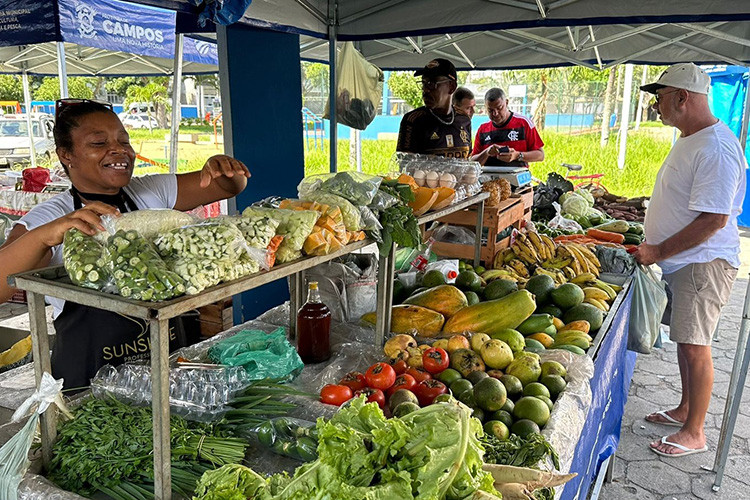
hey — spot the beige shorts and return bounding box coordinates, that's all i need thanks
[663,259,737,346]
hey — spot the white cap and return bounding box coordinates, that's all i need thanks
[640,63,711,95]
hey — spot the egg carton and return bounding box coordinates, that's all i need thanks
[391,152,482,195]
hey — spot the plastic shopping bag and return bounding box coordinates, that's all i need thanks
[627,265,668,354]
[324,42,383,130]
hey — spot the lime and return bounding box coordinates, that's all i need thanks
[499,374,524,399]
[541,361,567,379]
[456,271,482,293]
[466,370,489,385]
[473,377,508,412]
[437,368,463,386]
[450,378,473,396]
[432,394,454,404]
[484,420,510,440]
[513,396,550,427]
[541,375,568,400]
[474,265,486,274]
[392,401,420,418]
[490,410,514,429]
[422,269,447,288]
[465,291,481,305]
[511,419,541,438]
[522,382,551,399]
[536,395,554,412]
[471,407,485,422]
[500,398,515,414]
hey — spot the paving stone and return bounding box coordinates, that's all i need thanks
[705,427,747,456]
[692,471,750,499]
[636,355,681,377]
[723,454,750,486]
[628,460,693,495]
[600,479,658,500]
[615,432,657,461]
[635,385,682,407]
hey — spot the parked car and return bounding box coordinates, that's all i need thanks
[122,114,159,129]
[0,114,56,168]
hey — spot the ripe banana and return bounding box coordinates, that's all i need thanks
[571,272,598,285]
[493,248,516,269]
[562,266,577,280]
[482,269,513,281]
[583,287,611,302]
[585,297,610,312]
[540,234,557,258]
[512,239,539,265]
[594,279,618,300]
[566,244,591,274]
[526,232,548,260]
[542,256,574,269]
[507,259,530,278]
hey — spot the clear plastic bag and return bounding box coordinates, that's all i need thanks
[548,202,583,232]
[628,265,668,354]
[207,328,304,382]
[218,214,280,249]
[97,209,195,243]
[250,417,318,462]
[431,224,476,245]
[323,42,383,130]
[105,229,186,301]
[154,221,250,262]
[298,172,382,206]
[391,152,482,196]
[299,190,363,231]
[242,207,319,263]
[62,229,111,291]
[358,206,382,232]
[368,189,399,211]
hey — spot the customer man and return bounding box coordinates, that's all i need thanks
[471,87,544,167]
[397,59,472,158]
[453,87,476,119]
[636,63,746,457]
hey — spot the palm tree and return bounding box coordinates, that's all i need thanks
[125,82,170,130]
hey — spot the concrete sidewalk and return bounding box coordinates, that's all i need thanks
[601,228,750,499]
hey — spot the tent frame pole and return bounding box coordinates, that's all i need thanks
[21,71,37,169]
[169,34,184,175]
[57,42,69,98]
[617,63,633,169]
[328,0,337,173]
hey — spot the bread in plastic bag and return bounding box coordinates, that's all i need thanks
[323,42,383,130]
[62,229,111,290]
[105,229,186,301]
[298,171,382,206]
[241,207,319,263]
[96,209,195,243]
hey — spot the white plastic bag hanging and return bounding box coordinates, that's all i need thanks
[324,42,384,130]
[628,265,668,354]
[0,373,69,500]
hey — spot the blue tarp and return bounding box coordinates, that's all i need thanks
[562,287,637,500]
[706,66,750,228]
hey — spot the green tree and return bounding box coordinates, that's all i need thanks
[33,77,95,101]
[105,77,141,97]
[125,81,169,129]
[387,71,423,109]
[0,75,22,101]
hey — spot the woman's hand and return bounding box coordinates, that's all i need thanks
[199,154,251,189]
[36,202,120,247]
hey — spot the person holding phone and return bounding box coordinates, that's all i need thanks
[470,87,544,167]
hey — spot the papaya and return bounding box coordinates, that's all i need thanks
[409,187,439,216]
[431,187,456,210]
[443,290,536,336]
[558,320,591,335]
[403,284,468,318]
[391,304,445,336]
[516,314,555,336]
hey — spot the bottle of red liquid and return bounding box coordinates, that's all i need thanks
[296,281,331,363]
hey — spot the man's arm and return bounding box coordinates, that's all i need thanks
[634,212,729,266]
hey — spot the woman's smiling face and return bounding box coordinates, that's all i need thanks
[58,111,136,194]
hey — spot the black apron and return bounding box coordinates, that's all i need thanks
[52,188,188,391]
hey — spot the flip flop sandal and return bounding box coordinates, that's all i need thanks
[645,410,684,427]
[650,436,708,458]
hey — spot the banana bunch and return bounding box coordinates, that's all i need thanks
[556,243,601,277]
[580,279,620,312]
[533,267,567,285]
[511,232,543,266]
[552,330,593,350]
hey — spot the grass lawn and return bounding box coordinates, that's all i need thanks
[304,125,672,198]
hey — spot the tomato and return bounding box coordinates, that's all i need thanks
[365,362,397,390]
[339,372,367,392]
[387,374,417,397]
[355,388,386,409]
[414,379,448,406]
[406,367,432,384]
[422,347,450,374]
[389,359,408,375]
[320,384,353,406]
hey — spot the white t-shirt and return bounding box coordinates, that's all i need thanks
[644,121,746,275]
[16,174,178,317]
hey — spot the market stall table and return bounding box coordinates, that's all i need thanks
[0,187,59,217]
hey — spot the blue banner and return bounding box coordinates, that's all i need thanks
[184,36,218,66]
[0,0,58,46]
[58,0,176,59]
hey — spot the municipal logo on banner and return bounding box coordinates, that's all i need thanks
[59,0,176,59]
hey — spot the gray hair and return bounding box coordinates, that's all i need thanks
[485,88,506,103]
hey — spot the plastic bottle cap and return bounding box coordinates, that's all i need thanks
[309,282,319,290]
[447,270,458,279]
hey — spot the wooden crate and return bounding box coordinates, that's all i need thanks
[197,298,234,337]
[512,185,534,222]
[425,197,525,264]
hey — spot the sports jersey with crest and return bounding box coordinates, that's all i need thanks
[472,112,544,167]
[397,106,472,159]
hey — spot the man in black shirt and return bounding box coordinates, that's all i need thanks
[396,59,472,159]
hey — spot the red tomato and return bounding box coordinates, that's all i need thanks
[355,388,386,409]
[339,372,367,392]
[320,384,353,406]
[389,359,408,375]
[422,347,450,374]
[365,362,397,390]
[414,379,448,406]
[387,374,417,397]
[406,367,432,384]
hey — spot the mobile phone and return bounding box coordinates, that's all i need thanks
[497,146,510,153]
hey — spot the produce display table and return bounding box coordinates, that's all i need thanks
[0,187,58,216]
[563,276,636,499]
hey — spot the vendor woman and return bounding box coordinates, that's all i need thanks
[0,99,250,390]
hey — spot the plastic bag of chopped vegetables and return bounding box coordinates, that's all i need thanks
[241,207,318,263]
[63,229,112,290]
[154,221,251,262]
[217,214,280,249]
[96,209,195,243]
[298,171,382,206]
[105,229,186,301]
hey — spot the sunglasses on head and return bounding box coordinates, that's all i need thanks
[55,98,114,116]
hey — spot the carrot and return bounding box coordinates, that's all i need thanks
[586,228,625,244]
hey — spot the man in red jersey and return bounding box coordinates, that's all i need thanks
[471,87,544,168]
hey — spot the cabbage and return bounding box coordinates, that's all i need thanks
[561,193,589,217]
[577,189,595,207]
[558,191,579,206]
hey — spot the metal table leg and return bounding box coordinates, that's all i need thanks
[27,292,55,468]
[150,318,171,500]
[375,242,396,347]
[474,199,485,267]
[711,276,750,491]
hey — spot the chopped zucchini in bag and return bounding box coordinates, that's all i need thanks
[63,229,110,290]
[241,207,318,263]
[154,222,249,261]
[105,229,186,301]
[95,209,195,242]
[218,215,279,249]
